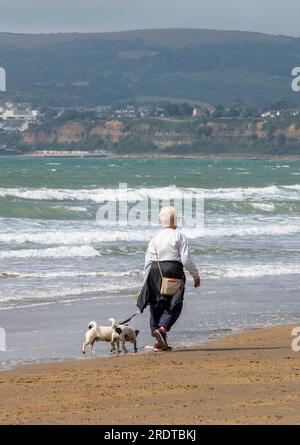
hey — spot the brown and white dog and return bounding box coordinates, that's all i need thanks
[82,318,139,355]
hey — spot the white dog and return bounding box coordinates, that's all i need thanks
[82,318,139,355]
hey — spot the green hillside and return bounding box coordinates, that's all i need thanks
[0,28,299,107]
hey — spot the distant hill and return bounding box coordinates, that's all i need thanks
[0,28,293,48]
[0,28,299,107]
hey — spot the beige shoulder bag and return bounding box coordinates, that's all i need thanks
[156,250,183,297]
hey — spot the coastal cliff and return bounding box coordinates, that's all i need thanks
[18,116,300,155]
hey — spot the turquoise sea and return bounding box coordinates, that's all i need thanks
[0,157,299,369]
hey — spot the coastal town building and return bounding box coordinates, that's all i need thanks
[192,106,215,118]
[0,102,40,131]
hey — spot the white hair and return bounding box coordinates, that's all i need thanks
[159,206,177,227]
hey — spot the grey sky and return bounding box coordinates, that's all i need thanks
[0,0,299,37]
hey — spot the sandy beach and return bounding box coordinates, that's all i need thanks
[21,153,300,161]
[0,323,299,425]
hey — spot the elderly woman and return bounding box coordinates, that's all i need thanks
[137,206,200,351]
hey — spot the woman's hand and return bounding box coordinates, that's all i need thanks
[194,276,201,288]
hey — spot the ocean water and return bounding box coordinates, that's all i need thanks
[0,157,300,369]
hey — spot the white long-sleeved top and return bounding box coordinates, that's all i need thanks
[144,228,199,281]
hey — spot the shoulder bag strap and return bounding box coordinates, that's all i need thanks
[155,248,164,280]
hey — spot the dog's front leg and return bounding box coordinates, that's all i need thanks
[122,336,128,354]
[82,341,88,355]
[116,338,121,354]
[91,340,96,355]
[133,340,137,353]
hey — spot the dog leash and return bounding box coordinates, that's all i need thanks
[120,309,140,325]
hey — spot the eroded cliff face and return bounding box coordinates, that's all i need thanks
[22,131,56,145]
[20,118,300,150]
[280,124,300,139]
[55,122,87,143]
[205,122,267,138]
[90,120,124,143]
[153,131,195,148]
[23,121,87,145]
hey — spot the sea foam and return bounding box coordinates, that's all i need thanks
[0,184,299,202]
[0,245,99,259]
[0,221,299,246]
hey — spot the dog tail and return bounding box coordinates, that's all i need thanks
[109,318,118,329]
[88,321,97,330]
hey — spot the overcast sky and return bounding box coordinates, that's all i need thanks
[0,0,299,37]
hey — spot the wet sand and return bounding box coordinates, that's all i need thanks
[0,323,299,425]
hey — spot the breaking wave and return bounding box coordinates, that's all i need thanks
[0,184,299,202]
[0,220,299,246]
[0,245,99,259]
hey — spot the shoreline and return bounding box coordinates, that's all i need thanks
[0,322,273,374]
[1,322,299,424]
[1,153,300,160]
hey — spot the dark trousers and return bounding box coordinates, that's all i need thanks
[150,300,183,333]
